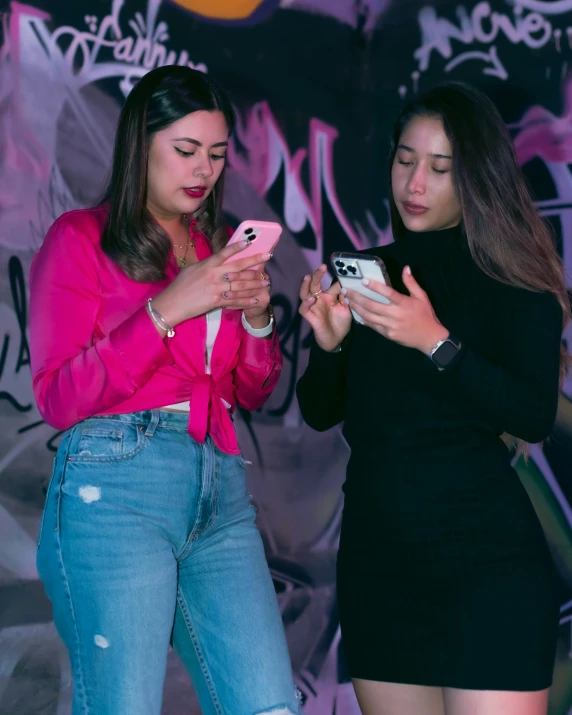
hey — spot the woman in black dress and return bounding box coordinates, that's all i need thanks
[296,82,570,715]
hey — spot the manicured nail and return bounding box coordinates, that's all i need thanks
[341,287,347,295]
[344,298,350,305]
[222,273,231,281]
[250,298,259,304]
[261,252,271,260]
[241,240,249,247]
[307,296,315,302]
[304,275,310,281]
[362,278,370,286]
[222,291,230,299]
[268,252,274,259]
[261,279,270,286]
[405,265,411,275]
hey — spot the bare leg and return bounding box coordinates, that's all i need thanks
[352,679,445,715]
[443,687,549,715]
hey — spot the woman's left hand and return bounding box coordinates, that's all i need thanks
[344,265,449,355]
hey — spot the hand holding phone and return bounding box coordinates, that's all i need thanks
[330,252,391,325]
[224,220,282,270]
[299,264,353,352]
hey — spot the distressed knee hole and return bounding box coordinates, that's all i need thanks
[255,691,302,715]
[78,486,101,503]
[94,635,109,649]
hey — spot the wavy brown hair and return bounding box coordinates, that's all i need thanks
[388,81,570,451]
[100,65,235,282]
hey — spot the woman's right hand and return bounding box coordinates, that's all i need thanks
[151,240,271,328]
[299,264,352,352]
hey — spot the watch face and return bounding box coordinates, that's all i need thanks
[433,340,460,367]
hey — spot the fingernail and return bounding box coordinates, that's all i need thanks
[261,279,270,286]
[250,298,259,304]
[222,291,230,299]
[341,287,347,295]
[269,252,274,259]
[241,240,249,247]
[262,252,272,260]
[362,278,370,286]
[344,298,350,305]
[304,275,310,281]
[307,296,315,302]
[405,265,411,275]
[222,273,231,281]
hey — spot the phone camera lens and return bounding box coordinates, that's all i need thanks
[244,228,253,235]
[348,265,357,275]
[335,260,345,268]
[339,268,347,276]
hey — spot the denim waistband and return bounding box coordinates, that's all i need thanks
[87,410,191,433]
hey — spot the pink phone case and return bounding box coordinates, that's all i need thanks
[224,220,282,269]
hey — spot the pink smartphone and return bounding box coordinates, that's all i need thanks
[223,220,282,269]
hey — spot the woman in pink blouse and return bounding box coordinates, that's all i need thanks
[30,66,301,715]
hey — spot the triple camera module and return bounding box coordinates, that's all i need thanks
[334,258,360,278]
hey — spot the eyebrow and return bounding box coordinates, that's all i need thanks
[173,137,228,148]
[398,143,452,160]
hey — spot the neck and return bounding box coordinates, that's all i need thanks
[149,211,189,247]
[394,223,463,264]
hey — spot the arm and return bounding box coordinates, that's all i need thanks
[296,331,351,432]
[442,286,564,443]
[30,213,173,430]
[344,263,564,444]
[233,326,283,411]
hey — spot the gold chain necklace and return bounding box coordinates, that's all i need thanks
[172,236,195,269]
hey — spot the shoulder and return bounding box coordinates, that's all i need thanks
[32,206,108,280]
[473,261,564,329]
[498,279,563,320]
[44,206,107,247]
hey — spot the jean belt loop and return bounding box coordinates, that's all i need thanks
[145,410,161,438]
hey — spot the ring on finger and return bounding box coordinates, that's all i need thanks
[311,288,324,299]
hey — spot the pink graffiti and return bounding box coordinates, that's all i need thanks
[512,79,572,165]
[229,101,365,253]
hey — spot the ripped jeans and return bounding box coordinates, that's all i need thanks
[37,410,302,715]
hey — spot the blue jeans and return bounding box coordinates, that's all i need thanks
[37,410,302,715]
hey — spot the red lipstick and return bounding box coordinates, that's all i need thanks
[184,186,207,199]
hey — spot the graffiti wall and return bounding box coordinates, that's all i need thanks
[0,1,571,713]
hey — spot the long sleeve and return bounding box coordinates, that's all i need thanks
[296,333,351,432]
[441,284,564,444]
[233,326,283,411]
[30,213,173,430]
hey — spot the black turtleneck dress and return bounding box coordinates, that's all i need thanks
[296,226,563,690]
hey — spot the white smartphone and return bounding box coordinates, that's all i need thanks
[330,252,391,325]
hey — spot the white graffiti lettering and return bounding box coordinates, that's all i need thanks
[30,0,207,96]
[414,2,552,78]
[509,0,572,16]
[445,46,508,79]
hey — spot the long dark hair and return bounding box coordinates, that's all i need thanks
[388,81,570,449]
[100,65,235,282]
